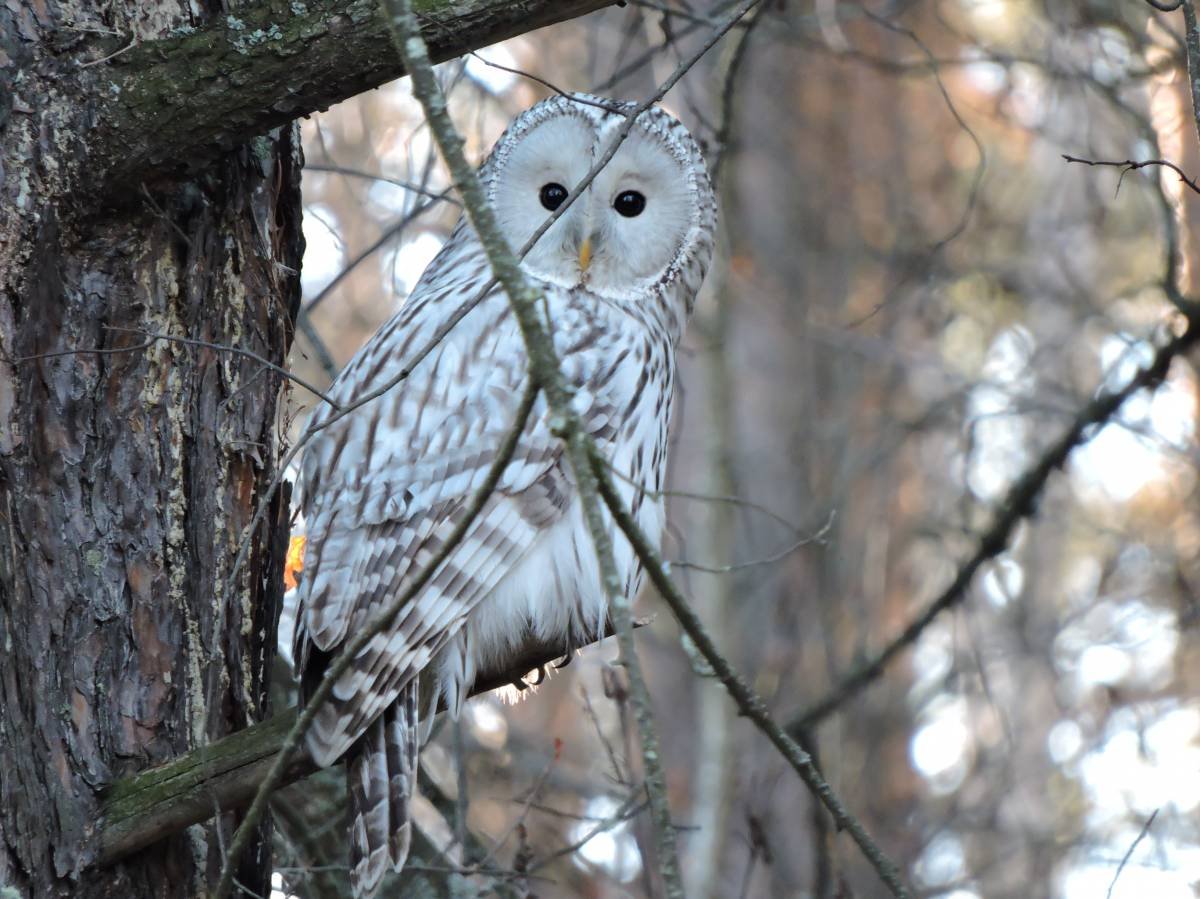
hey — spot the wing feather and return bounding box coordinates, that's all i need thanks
[295,239,575,764]
[295,230,638,768]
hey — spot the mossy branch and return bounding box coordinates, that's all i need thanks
[89,0,615,192]
[95,618,640,867]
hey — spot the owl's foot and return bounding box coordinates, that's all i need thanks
[511,664,549,691]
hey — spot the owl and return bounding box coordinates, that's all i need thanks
[293,93,716,896]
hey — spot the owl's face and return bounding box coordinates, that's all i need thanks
[488,97,714,300]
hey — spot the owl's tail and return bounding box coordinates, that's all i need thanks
[347,681,419,897]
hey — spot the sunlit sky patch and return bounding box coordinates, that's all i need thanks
[464,45,520,94]
[910,697,973,795]
[300,203,345,298]
[1055,598,1179,694]
[570,795,642,883]
[966,325,1035,500]
[386,232,446,299]
[916,831,967,890]
[1071,334,1196,502]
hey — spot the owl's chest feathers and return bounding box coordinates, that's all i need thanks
[436,313,674,715]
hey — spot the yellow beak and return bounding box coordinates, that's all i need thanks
[578,236,592,272]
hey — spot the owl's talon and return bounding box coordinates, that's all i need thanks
[553,651,574,670]
[530,665,548,686]
[511,675,530,691]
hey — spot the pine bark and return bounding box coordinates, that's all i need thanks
[1,3,302,896]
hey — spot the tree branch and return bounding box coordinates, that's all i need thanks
[1062,154,1200,197]
[96,616,642,867]
[372,1,776,892]
[789,318,1200,731]
[588,447,914,899]
[89,0,616,193]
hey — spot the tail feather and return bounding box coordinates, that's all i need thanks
[348,718,390,897]
[384,683,419,870]
[347,682,422,897]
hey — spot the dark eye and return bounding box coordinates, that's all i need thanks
[539,182,568,211]
[613,190,646,218]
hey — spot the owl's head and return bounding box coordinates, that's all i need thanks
[484,94,716,304]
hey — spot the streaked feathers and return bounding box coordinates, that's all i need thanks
[293,94,714,897]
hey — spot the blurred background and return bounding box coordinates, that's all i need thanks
[269,2,1200,897]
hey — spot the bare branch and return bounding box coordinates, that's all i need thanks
[1062,154,1200,197]
[588,445,914,898]
[364,3,768,896]
[304,163,462,205]
[1106,809,1159,899]
[302,194,451,318]
[791,318,1200,731]
[11,328,340,410]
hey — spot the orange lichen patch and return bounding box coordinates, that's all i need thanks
[285,535,306,591]
[730,253,755,278]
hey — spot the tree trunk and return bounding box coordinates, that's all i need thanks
[0,1,615,894]
[0,4,302,896]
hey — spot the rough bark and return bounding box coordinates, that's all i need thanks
[1,3,303,896]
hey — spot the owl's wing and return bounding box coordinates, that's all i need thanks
[294,250,597,766]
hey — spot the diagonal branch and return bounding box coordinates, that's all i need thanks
[588,446,915,899]
[361,3,767,896]
[88,0,617,194]
[1062,154,1200,197]
[212,380,540,899]
[790,318,1200,731]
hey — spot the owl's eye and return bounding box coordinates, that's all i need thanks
[539,183,568,211]
[613,190,646,218]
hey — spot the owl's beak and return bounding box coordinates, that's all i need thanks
[577,235,593,273]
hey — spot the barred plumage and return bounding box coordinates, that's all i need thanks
[294,94,716,896]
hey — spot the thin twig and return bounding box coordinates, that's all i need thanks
[1062,154,1200,197]
[13,329,339,409]
[295,308,339,380]
[374,3,767,897]
[526,792,647,873]
[104,327,342,410]
[78,34,138,67]
[670,510,834,574]
[12,340,158,362]
[304,163,461,204]
[1106,809,1159,899]
[303,190,452,316]
[472,749,558,870]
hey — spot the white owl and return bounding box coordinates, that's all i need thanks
[293,93,716,895]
